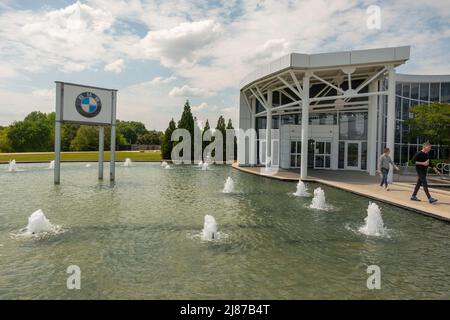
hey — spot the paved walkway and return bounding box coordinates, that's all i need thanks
[232,164,450,222]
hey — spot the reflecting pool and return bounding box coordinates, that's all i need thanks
[0,163,449,299]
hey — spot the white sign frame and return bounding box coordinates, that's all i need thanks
[54,81,118,184]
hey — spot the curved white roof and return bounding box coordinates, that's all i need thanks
[240,46,410,89]
[396,73,450,83]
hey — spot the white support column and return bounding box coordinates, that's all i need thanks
[54,82,62,185]
[377,91,383,159]
[110,91,117,181]
[367,80,378,176]
[386,66,396,182]
[250,97,257,165]
[300,74,310,179]
[265,89,272,168]
[98,126,104,180]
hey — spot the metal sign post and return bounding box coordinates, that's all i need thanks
[54,81,117,184]
[98,126,104,180]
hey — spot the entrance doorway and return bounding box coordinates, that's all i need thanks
[344,141,361,170]
[313,140,331,169]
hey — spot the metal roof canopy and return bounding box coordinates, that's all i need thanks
[240,46,410,90]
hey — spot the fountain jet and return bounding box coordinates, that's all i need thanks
[202,215,218,241]
[123,158,132,167]
[49,160,55,169]
[310,187,327,210]
[359,202,386,236]
[26,209,54,234]
[8,159,18,172]
[201,162,209,171]
[223,177,234,193]
[293,180,309,197]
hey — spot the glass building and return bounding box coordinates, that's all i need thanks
[237,46,450,179]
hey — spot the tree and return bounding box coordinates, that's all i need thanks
[215,115,227,161]
[202,119,210,153]
[0,127,12,152]
[177,100,195,160]
[407,102,450,159]
[161,118,176,160]
[70,125,126,151]
[137,130,163,145]
[226,118,237,161]
[62,123,81,151]
[116,120,148,144]
[7,111,53,152]
[70,126,100,151]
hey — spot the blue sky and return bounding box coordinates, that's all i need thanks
[0,0,449,130]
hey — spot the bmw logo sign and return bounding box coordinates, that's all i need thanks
[75,92,102,118]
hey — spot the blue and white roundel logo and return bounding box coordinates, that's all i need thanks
[75,92,102,118]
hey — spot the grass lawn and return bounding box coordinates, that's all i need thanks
[0,150,162,163]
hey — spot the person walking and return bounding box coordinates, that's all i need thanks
[377,147,399,191]
[410,142,438,203]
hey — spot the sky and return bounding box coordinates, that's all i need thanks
[0,0,449,131]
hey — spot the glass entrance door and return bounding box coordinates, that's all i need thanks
[344,141,361,170]
[314,140,331,169]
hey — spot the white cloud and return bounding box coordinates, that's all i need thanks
[169,85,211,98]
[131,19,223,68]
[32,88,54,98]
[1,0,450,129]
[191,102,208,112]
[104,59,125,74]
[149,75,177,85]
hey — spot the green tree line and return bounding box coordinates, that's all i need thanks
[0,111,163,152]
[161,100,237,161]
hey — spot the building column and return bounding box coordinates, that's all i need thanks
[250,97,257,165]
[300,73,310,179]
[367,80,378,176]
[265,89,272,168]
[386,66,396,182]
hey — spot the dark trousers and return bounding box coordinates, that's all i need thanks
[380,168,389,188]
[412,172,431,199]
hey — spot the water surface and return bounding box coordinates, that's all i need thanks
[1,163,449,299]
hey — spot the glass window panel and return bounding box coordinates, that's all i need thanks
[347,143,359,167]
[272,90,280,106]
[395,97,402,119]
[256,100,265,113]
[402,83,410,98]
[401,145,408,166]
[272,115,279,129]
[291,141,296,154]
[290,155,296,167]
[281,115,294,125]
[402,97,410,120]
[338,142,345,169]
[296,155,301,167]
[395,120,401,143]
[361,142,367,170]
[297,141,302,153]
[315,156,324,168]
[430,83,440,102]
[394,144,400,165]
[339,112,368,140]
[325,156,331,168]
[326,142,331,154]
[420,83,429,102]
[411,83,419,100]
[441,83,450,103]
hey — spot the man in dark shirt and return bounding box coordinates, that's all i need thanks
[410,142,438,203]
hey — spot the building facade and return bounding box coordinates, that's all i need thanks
[237,46,450,179]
